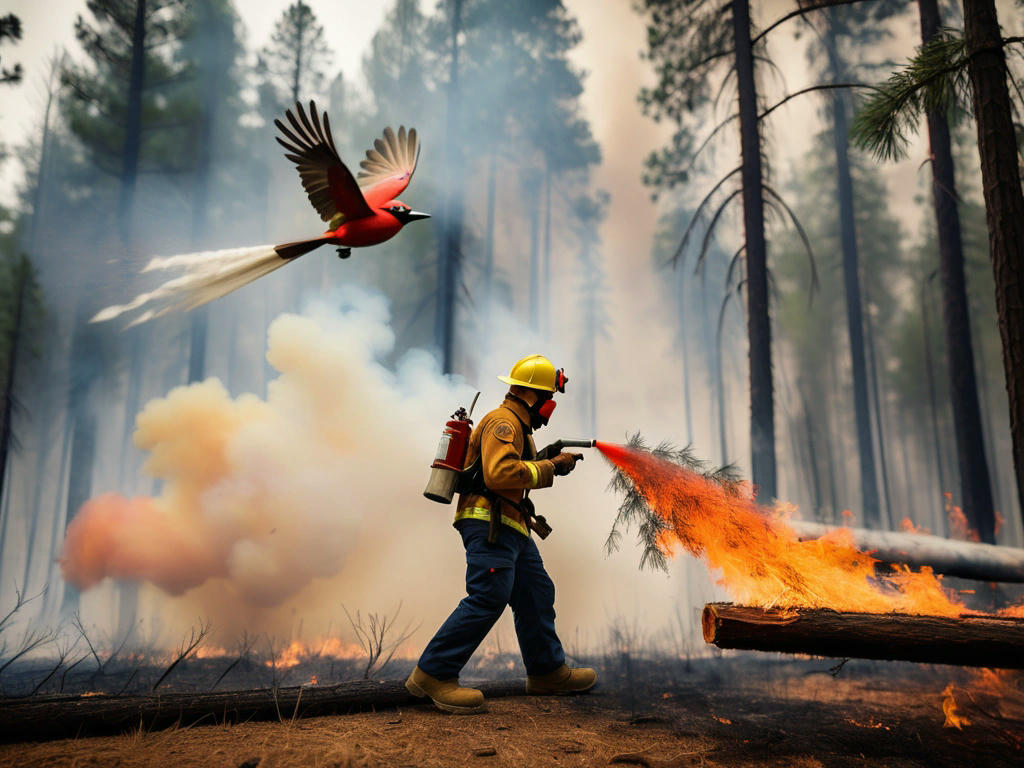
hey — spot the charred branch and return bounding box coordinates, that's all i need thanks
[702,602,1024,669]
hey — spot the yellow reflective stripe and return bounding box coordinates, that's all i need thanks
[525,461,540,487]
[454,507,529,537]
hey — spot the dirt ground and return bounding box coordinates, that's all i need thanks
[1,656,1022,768]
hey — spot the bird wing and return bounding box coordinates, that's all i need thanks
[275,101,374,225]
[357,126,420,207]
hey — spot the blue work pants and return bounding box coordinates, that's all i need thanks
[417,519,566,679]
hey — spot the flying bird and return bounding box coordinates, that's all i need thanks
[92,102,427,326]
[274,101,429,260]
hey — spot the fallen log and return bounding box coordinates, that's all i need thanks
[787,520,1024,583]
[0,677,526,744]
[702,602,1024,669]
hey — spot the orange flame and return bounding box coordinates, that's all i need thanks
[945,493,981,542]
[941,684,971,729]
[265,637,368,668]
[899,517,930,535]
[596,443,965,616]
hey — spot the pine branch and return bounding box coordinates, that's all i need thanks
[603,433,742,572]
[751,0,878,47]
[759,83,875,122]
[851,32,970,162]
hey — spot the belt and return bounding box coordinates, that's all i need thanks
[454,506,529,537]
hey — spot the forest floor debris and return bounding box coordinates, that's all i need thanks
[1,656,1021,767]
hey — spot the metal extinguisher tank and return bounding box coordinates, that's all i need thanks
[423,393,480,504]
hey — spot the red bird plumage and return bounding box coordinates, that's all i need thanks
[273,101,429,260]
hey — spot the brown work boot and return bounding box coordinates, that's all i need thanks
[405,666,485,714]
[526,664,597,695]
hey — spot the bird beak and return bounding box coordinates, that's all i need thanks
[405,211,431,222]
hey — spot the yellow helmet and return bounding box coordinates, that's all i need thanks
[498,354,567,393]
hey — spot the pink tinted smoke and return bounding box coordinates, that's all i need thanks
[61,492,221,595]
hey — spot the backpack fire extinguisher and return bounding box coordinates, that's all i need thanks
[423,392,481,504]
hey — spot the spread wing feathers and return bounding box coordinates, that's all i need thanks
[357,126,420,193]
[275,101,374,224]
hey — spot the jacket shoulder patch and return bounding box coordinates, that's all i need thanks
[492,421,516,443]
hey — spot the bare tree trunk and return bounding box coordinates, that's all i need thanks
[677,266,693,444]
[960,0,1024,531]
[732,0,775,500]
[864,292,892,528]
[0,259,28,506]
[825,24,879,526]
[482,150,497,304]
[435,0,463,372]
[118,0,147,249]
[921,275,948,532]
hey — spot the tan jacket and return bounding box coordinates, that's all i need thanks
[455,395,556,530]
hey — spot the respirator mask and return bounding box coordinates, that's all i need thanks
[530,368,567,428]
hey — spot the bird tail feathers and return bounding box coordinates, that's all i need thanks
[91,244,287,326]
[274,237,330,260]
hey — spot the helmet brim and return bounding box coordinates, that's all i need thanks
[497,375,556,392]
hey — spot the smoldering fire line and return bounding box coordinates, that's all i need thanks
[60,288,473,607]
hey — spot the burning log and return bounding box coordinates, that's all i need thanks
[0,678,526,743]
[702,602,1024,669]
[787,521,1024,583]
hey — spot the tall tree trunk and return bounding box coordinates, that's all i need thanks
[435,0,463,372]
[961,0,1024,530]
[799,387,824,515]
[677,266,694,444]
[732,0,775,500]
[921,277,949,532]
[916,0,996,542]
[188,38,220,385]
[864,290,893,528]
[118,0,147,249]
[824,25,879,526]
[0,259,28,507]
[60,315,99,615]
[483,151,497,304]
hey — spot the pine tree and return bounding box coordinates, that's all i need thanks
[257,0,333,110]
[63,0,192,249]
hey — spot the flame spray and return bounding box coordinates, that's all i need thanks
[595,441,966,617]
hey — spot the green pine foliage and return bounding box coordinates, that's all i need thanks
[62,1,195,177]
[257,0,333,111]
[604,432,743,573]
[851,31,971,161]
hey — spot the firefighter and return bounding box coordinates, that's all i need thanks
[406,354,596,714]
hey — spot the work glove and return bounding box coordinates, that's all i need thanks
[551,452,584,476]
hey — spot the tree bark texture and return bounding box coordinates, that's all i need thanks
[732,0,776,501]
[702,602,1024,668]
[0,678,527,744]
[961,0,1024,529]
[787,519,1024,582]
[919,0,996,543]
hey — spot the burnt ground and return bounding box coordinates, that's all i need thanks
[1,654,1022,768]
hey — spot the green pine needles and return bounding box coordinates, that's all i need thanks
[603,432,742,572]
[851,30,971,161]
